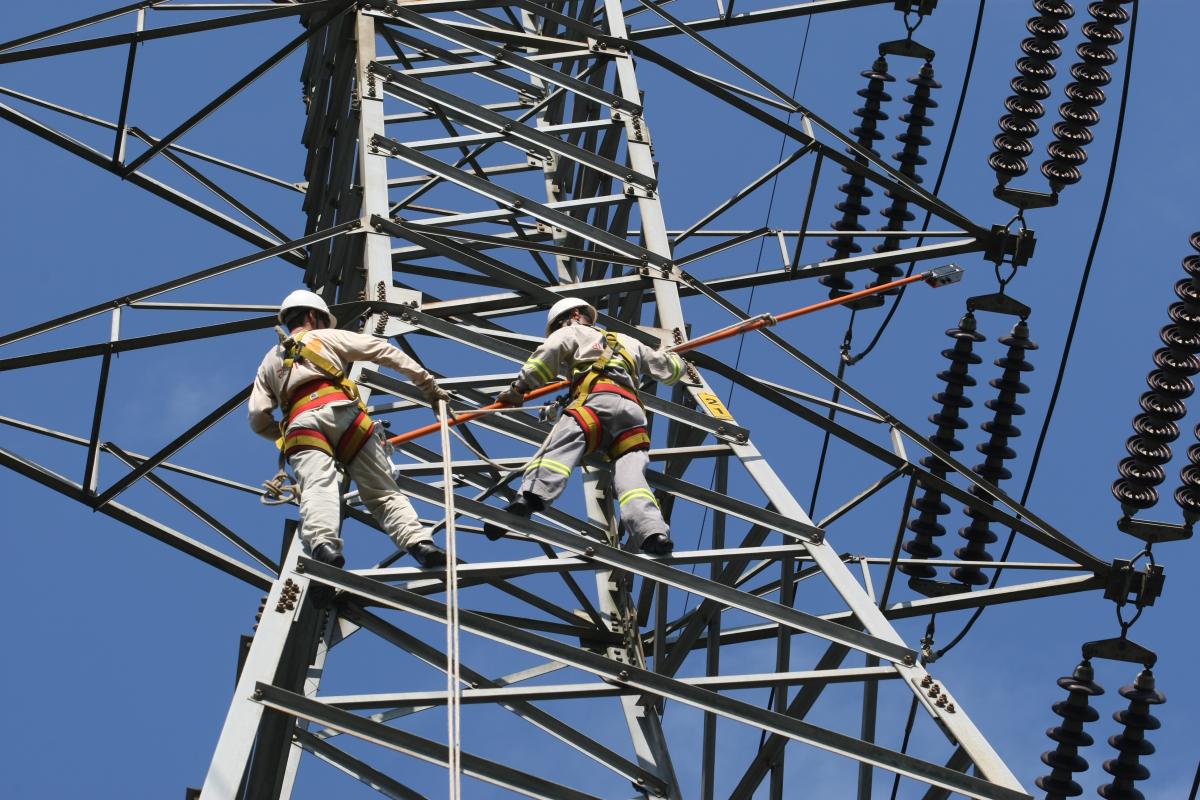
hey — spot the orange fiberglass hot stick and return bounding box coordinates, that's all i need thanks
[388,264,963,447]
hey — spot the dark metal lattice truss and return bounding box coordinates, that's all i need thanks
[0,2,1122,798]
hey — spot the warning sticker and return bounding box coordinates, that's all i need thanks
[697,392,733,420]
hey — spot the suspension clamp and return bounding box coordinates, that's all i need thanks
[1103,558,1165,609]
[984,224,1037,268]
[893,0,937,13]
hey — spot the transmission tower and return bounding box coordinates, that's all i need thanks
[0,1,1181,799]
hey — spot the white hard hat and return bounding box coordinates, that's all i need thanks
[545,297,596,336]
[278,289,336,327]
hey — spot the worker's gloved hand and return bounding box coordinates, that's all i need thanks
[423,383,451,407]
[496,382,526,406]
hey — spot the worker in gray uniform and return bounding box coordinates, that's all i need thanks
[249,289,450,569]
[483,298,686,555]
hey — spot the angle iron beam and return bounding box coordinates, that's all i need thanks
[300,561,1028,800]
[373,66,655,191]
[645,469,823,543]
[0,414,269,497]
[407,224,646,267]
[0,102,304,266]
[107,444,280,574]
[372,137,670,268]
[378,23,548,101]
[674,144,814,247]
[292,728,427,800]
[692,350,1100,568]
[0,1,159,53]
[378,12,590,52]
[0,219,356,348]
[388,477,917,665]
[91,384,253,510]
[508,0,978,235]
[678,280,1106,571]
[255,683,604,800]
[0,316,276,371]
[381,7,635,113]
[629,0,897,40]
[727,642,852,799]
[921,747,977,800]
[388,47,597,81]
[0,1,341,64]
[122,2,354,175]
[341,606,667,792]
[0,447,272,589]
[357,308,749,444]
[362,543,808,584]
[320,665,900,707]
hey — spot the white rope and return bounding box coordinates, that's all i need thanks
[438,399,463,800]
[443,402,557,476]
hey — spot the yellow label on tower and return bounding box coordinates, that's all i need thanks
[697,392,733,420]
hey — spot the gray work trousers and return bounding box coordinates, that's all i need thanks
[520,392,667,546]
[287,402,430,557]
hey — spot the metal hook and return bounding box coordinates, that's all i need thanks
[903,10,925,39]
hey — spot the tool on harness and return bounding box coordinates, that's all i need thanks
[538,393,569,424]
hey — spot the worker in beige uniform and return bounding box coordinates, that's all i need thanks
[249,290,450,569]
[483,298,686,555]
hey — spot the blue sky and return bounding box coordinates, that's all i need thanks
[1,1,1198,798]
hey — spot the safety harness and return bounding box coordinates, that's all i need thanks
[564,331,651,461]
[275,329,375,465]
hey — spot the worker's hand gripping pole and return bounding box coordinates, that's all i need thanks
[389,381,568,446]
[388,264,962,446]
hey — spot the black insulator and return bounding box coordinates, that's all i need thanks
[1097,668,1165,800]
[901,312,984,581]
[822,56,894,295]
[871,61,941,290]
[1036,659,1104,800]
[989,0,1075,183]
[953,319,1037,587]
[1115,231,1200,517]
[1041,1,1133,190]
[1172,232,1200,520]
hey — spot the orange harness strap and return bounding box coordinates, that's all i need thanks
[286,379,352,425]
[282,389,376,465]
[334,411,375,464]
[282,427,332,458]
[608,426,650,460]
[566,405,602,454]
[586,381,640,405]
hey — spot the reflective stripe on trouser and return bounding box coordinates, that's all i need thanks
[287,402,429,555]
[520,392,668,547]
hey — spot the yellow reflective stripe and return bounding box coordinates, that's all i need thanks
[525,458,572,477]
[667,353,683,385]
[619,487,659,507]
[524,357,554,382]
[284,434,332,456]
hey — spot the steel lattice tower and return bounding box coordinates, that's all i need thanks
[0,2,1157,799]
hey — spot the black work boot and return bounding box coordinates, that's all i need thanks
[408,540,447,569]
[311,542,346,568]
[483,492,543,540]
[640,533,675,556]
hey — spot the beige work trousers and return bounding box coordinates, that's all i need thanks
[520,392,668,547]
[287,402,429,557]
